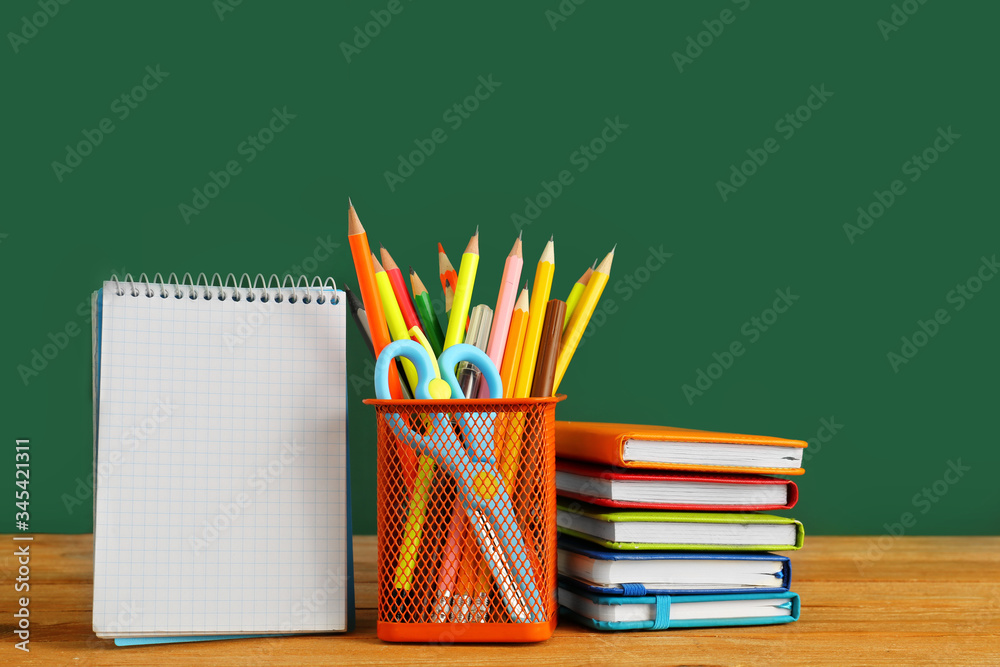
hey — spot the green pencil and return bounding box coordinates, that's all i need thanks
[409,267,445,357]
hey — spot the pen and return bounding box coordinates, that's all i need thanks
[457,304,493,398]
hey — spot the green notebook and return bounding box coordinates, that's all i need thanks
[557,499,804,551]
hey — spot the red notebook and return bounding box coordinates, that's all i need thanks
[556,460,799,511]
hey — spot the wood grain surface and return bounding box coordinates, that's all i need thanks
[2,535,998,665]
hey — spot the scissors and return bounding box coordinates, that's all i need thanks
[374,340,544,623]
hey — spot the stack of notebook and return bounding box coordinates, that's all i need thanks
[554,422,805,631]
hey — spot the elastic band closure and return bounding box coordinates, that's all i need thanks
[652,595,671,630]
[621,582,647,596]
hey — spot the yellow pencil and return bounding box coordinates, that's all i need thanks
[564,259,595,331]
[443,229,480,350]
[373,254,420,393]
[373,265,437,591]
[513,237,555,397]
[553,246,615,393]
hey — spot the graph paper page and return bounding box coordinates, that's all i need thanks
[93,283,348,636]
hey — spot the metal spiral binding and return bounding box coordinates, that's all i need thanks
[109,273,339,304]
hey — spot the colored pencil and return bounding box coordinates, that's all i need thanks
[513,237,555,397]
[564,259,595,331]
[380,245,422,335]
[443,229,480,350]
[531,299,566,397]
[478,233,523,397]
[497,285,530,486]
[438,242,459,312]
[430,502,466,622]
[348,199,402,399]
[498,286,530,398]
[409,268,445,357]
[344,284,376,359]
[554,246,615,392]
[374,253,437,590]
[372,254,419,395]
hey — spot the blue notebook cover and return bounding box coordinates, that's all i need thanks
[558,535,791,595]
[559,584,801,632]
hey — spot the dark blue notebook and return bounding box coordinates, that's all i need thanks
[558,535,791,596]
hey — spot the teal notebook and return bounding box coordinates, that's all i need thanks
[92,276,354,643]
[559,585,800,631]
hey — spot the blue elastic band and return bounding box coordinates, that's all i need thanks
[621,582,647,596]
[652,595,671,630]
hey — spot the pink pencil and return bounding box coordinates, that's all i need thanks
[479,233,524,397]
[430,502,466,623]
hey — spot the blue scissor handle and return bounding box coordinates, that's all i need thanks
[438,345,503,399]
[374,340,439,399]
[375,340,503,400]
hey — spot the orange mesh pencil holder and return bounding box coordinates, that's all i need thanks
[364,395,565,643]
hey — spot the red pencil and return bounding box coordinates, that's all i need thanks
[438,242,459,312]
[380,245,423,335]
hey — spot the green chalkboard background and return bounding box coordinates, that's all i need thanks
[3,1,998,535]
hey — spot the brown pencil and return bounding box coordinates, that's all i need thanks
[530,299,566,397]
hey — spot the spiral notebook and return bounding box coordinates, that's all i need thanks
[92,274,353,641]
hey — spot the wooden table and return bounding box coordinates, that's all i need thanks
[4,535,998,665]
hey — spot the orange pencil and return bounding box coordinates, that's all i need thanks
[348,199,401,399]
[348,200,414,489]
[497,285,529,485]
[498,286,530,398]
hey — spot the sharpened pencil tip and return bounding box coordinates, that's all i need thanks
[409,266,415,274]
[518,230,523,240]
[611,243,617,253]
[348,196,353,207]
[475,225,480,236]
[438,242,444,253]
[550,234,554,242]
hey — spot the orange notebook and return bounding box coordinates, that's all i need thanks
[555,422,806,475]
